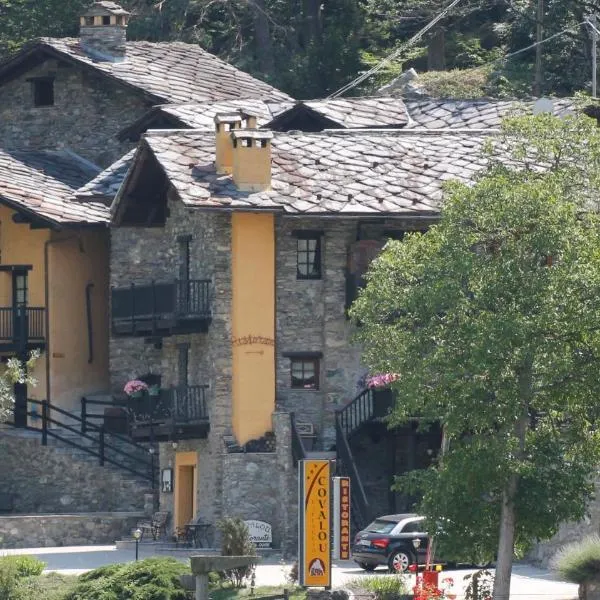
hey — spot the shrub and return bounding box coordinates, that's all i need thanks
[552,535,600,584]
[216,517,257,588]
[12,573,78,600]
[0,555,46,599]
[346,575,408,600]
[63,557,190,600]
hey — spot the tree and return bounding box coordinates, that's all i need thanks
[350,112,600,600]
[0,351,39,422]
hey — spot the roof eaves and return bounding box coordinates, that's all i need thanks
[0,194,62,229]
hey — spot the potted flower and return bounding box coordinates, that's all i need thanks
[366,373,399,418]
[124,379,148,398]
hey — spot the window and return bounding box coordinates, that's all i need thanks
[291,357,319,390]
[295,232,322,280]
[32,79,54,107]
[102,15,111,25]
[401,520,425,534]
[13,272,28,306]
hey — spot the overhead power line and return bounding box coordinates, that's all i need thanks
[329,5,589,99]
[328,0,466,98]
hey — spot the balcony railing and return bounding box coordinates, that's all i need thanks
[0,307,46,349]
[111,279,211,336]
[128,384,210,441]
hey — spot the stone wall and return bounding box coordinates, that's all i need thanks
[0,512,144,548]
[0,434,149,514]
[0,58,146,167]
[528,483,600,566]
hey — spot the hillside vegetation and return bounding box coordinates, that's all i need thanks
[0,0,599,99]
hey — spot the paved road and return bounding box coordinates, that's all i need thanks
[0,545,578,599]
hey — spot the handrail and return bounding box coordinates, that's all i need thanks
[27,399,156,487]
[81,396,128,434]
[337,387,374,439]
[335,412,370,529]
[290,412,307,466]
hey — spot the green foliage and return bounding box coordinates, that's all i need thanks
[0,350,40,422]
[346,575,409,599]
[463,569,494,600]
[351,113,600,582]
[63,558,190,600]
[552,536,600,584]
[0,556,45,578]
[0,555,45,600]
[10,573,78,600]
[217,517,257,588]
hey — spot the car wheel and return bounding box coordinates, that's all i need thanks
[357,562,377,572]
[388,549,414,573]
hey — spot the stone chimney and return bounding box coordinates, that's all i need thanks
[214,113,243,174]
[79,1,130,62]
[231,130,273,192]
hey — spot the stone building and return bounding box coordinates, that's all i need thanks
[106,118,496,552]
[0,0,291,418]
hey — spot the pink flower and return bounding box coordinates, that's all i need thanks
[124,379,149,395]
[366,373,399,388]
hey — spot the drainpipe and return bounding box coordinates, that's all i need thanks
[44,235,84,406]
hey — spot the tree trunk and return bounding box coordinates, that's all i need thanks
[493,360,532,600]
[252,0,274,76]
[427,28,446,71]
[493,477,517,600]
[302,0,322,48]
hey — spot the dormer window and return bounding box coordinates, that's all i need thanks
[30,78,54,107]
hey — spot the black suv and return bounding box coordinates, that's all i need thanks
[352,513,430,573]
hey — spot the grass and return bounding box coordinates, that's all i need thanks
[345,575,409,600]
[552,535,600,584]
[210,585,306,600]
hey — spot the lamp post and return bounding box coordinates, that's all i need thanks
[133,528,142,561]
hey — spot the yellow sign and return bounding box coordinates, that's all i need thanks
[299,460,331,588]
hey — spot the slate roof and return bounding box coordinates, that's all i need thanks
[0,149,109,224]
[0,39,292,104]
[114,129,494,217]
[299,97,410,128]
[404,99,575,129]
[76,149,135,203]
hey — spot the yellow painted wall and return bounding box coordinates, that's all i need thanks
[174,451,198,529]
[48,230,109,412]
[231,212,275,445]
[0,205,49,402]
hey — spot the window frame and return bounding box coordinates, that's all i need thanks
[289,356,320,390]
[294,230,323,280]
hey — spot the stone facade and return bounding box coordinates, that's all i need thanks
[110,190,427,552]
[0,58,146,167]
[0,434,149,514]
[0,512,144,548]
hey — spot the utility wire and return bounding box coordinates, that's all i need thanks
[328,0,467,98]
[330,13,587,99]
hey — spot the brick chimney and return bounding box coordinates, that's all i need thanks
[231,130,273,192]
[80,1,130,62]
[214,113,243,174]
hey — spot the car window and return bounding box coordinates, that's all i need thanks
[365,519,398,534]
[401,520,426,534]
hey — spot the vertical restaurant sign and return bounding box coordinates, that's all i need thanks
[333,477,351,560]
[299,459,331,588]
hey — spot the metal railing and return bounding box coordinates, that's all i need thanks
[335,412,371,530]
[290,412,307,466]
[111,279,211,326]
[24,400,156,487]
[0,307,45,342]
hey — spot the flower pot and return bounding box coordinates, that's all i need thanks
[148,386,160,397]
[129,390,143,399]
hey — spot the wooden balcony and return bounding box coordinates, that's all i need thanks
[0,307,46,353]
[128,385,210,441]
[111,279,211,337]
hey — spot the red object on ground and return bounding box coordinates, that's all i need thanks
[423,570,439,588]
[414,570,442,600]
